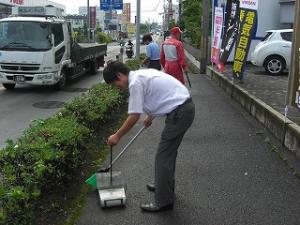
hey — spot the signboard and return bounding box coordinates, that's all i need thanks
[211,7,223,64]
[18,6,45,15]
[108,24,117,30]
[240,0,258,11]
[100,0,123,11]
[127,23,135,33]
[10,0,24,5]
[217,0,240,72]
[232,0,258,80]
[90,7,96,28]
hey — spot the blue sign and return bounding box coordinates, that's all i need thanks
[100,0,123,11]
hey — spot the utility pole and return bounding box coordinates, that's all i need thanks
[178,0,182,26]
[199,0,210,74]
[166,0,171,29]
[285,0,300,107]
[87,0,90,42]
[136,0,141,58]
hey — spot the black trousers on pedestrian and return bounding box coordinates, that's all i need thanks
[148,60,161,70]
[154,98,195,206]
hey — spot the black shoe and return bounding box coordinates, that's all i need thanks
[146,184,155,192]
[140,203,173,212]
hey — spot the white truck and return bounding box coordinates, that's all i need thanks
[0,6,107,90]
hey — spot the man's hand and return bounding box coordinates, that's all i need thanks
[143,115,153,127]
[107,134,120,146]
[107,114,140,146]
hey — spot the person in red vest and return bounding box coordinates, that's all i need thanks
[160,27,187,84]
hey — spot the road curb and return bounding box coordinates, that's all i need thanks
[207,65,300,159]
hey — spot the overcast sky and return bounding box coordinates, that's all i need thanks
[50,0,172,23]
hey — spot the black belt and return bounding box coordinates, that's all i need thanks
[150,59,160,61]
[181,98,192,106]
[168,98,192,116]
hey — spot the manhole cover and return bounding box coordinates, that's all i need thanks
[62,87,88,92]
[33,101,65,109]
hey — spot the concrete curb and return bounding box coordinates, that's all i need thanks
[206,66,300,159]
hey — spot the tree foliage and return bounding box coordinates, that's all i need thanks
[181,0,202,48]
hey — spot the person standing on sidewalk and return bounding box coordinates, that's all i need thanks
[103,61,195,212]
[142,34,161,70]
[160,27,187,84]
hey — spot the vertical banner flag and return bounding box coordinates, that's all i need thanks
[211,7,224,64]
[218,0,240,72]
[232,0,258,80]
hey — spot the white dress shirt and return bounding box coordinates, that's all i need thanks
[128,69,190,116]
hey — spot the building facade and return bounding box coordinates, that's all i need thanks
[122,3,130,23]
[79,6,105,31]
[0,0,65,19]
[64,14,87,29]
[279,0,295,27]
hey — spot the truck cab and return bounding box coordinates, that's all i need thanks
[0,6,106,90]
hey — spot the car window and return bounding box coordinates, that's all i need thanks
[280,32,293,42]
[262,32,272,42]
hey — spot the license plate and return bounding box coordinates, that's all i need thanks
[14,75,25,82]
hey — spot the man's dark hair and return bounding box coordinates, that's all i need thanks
[103,61,130,84]
[142,34,152,43]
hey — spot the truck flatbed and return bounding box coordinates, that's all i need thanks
[71,43,107,63]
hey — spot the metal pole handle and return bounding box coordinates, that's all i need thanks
[111,126,146,166]
[110,146,113,185]
[99,125,148,173]
[185,71,192,88]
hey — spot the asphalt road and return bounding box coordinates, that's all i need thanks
[76,73,300,225]
[0,43,145,149]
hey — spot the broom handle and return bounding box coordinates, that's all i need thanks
[110,126,146,168]
[185,71,192,88]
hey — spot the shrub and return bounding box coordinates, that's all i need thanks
[125,58,141,70]
[0,83,125,225]
[0,116,89,225]
[61,83,124,131]
[96,32,112,44]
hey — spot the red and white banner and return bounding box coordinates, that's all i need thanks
[211,7,223,64]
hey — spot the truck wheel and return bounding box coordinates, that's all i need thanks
[54,70,66,90]
[88,61,98,75]
[3,83,15,89]
[264,56,285,75]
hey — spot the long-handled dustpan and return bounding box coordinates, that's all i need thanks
[85,126,146,188]
[97,146,126,207]
[85,127,145,207]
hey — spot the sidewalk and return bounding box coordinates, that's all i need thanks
[76,58,300,225]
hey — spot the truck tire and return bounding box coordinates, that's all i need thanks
[88,60,98,75]
[3,83,16,89]
[54,70,66,90]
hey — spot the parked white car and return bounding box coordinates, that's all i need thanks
[251,29,293,75]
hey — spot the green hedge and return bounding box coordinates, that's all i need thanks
[95,32,112,44]
[0,83,124,225]
[125,58,141,70]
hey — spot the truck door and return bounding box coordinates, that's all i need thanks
[51,23,66,65]
[65,22,72,59]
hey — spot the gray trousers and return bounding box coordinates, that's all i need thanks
[155,99,195,206]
